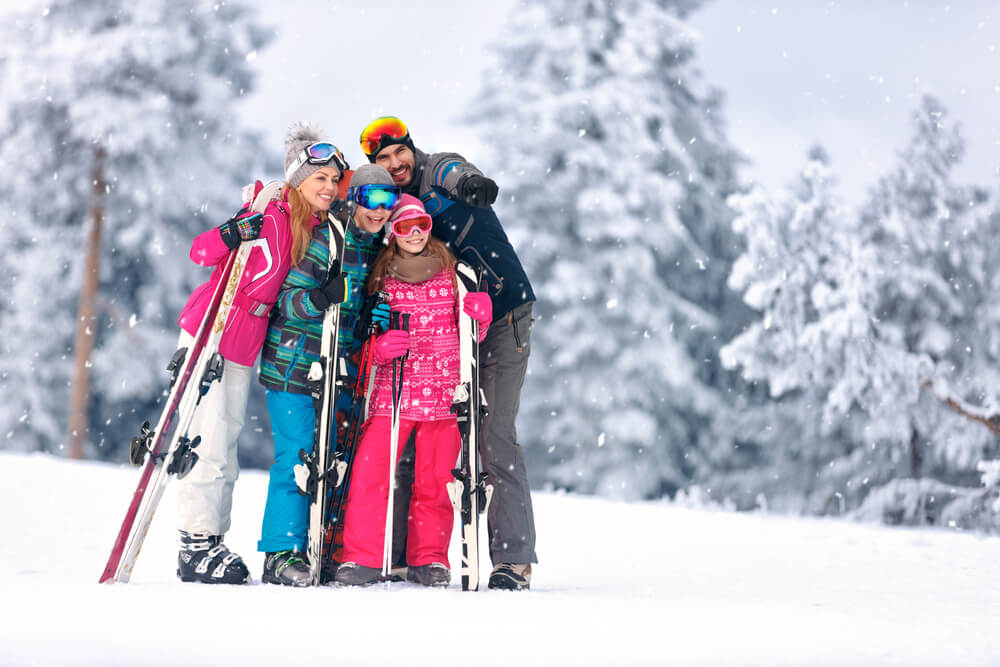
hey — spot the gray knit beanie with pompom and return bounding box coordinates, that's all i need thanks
[284,123,343,188]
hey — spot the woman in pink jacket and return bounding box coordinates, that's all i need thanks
[173,125,349,584]
[335,194,492,587]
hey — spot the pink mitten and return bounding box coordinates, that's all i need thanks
[373,329,410,365]
[463,292,492,326]
[463,292,493,342]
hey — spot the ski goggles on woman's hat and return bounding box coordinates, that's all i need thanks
[360,116,411,158]
[284,142,349,182]
[349,184,401,211]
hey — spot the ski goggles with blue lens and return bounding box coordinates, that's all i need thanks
[349,184,401,211]
[284,142,349,182]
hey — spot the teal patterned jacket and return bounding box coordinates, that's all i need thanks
[258,218,381,395]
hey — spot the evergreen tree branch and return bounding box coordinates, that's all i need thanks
[922,381,1000,438]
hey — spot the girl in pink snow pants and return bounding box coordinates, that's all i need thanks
[335,194,492,587]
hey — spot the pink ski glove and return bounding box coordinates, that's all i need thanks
[463,292,493,342]
[373,329,410,365]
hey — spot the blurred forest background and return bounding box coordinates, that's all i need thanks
[2,0,999,532]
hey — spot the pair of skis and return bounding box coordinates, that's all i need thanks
[99,182,281,584]
[447,261,494,591]
[297,214,348,586]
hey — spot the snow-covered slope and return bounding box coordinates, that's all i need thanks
[2,451,998,666]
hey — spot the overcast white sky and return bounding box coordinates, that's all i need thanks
[239,0,999,207]
[6,0,997,205]
[689,1,1000,204]
[238,0,516,174]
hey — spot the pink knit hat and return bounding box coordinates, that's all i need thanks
[385,193,432,242]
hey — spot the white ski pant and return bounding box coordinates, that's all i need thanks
[174,330,252,536]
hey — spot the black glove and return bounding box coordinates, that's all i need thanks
[309,261,350,311]
[457,174,499,208]
[217,206,264,250]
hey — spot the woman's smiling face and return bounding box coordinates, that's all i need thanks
[297,167,340,214]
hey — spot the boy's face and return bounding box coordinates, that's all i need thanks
[353,204,391,234]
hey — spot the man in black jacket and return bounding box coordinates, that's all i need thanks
[360,116,537,590]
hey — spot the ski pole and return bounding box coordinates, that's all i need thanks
[382,311,410,579]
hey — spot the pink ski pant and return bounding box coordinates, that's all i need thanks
[342,416,461,569]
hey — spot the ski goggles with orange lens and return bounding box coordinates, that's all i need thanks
[284,142,349,181]
[360,116,410,157]
[390,215,432,238]
[349,184,401,210]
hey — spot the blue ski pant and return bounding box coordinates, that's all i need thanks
[258,390,314,552]
[258,378,358,553]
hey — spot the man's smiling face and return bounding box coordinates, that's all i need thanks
[374,143,415,188]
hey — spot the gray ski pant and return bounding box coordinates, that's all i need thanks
[393,301,538,566]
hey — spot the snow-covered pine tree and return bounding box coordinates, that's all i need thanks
[0,1,272,460]
[723,98,1000,523]
[466,0,748,499]
[720,149,912,512]
[852,96,1000,522]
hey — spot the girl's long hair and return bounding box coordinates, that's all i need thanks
[367,235,456,294]
[283,184,316,267]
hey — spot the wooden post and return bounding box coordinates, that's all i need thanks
[67,145,105,459]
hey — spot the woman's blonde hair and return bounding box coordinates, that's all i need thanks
[283,184,318,267]
[367,235,456,295]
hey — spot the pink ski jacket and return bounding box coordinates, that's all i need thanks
[177,200,298,366]
[369,268,481,422]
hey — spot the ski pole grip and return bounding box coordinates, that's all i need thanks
[389,310,411,332]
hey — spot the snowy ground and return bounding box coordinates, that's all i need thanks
[2,452,999,666]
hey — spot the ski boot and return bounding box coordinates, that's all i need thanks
[487,563,531,591]
[406,563,450,588]
[333,562,382,587]
[262,550,311,587]
[177,531,250,585]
